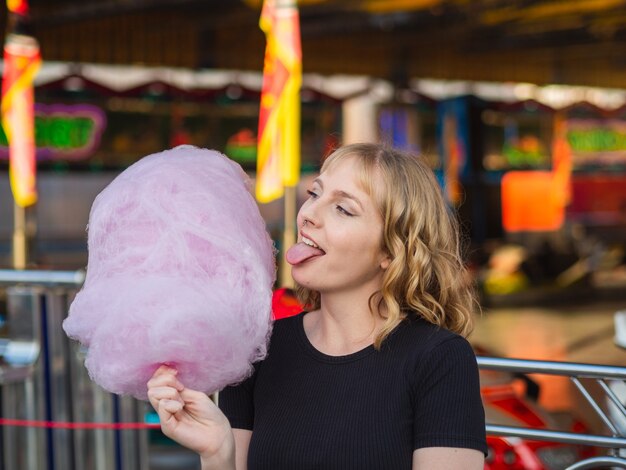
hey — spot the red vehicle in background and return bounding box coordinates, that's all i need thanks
[272,287,304,320]
[272,288,595,470]
[477,354,594,469]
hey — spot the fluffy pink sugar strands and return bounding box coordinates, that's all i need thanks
[63,146,276,400]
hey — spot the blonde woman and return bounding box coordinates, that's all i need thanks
[148,143,486,469]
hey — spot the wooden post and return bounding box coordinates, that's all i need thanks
[280,185,297,288]
[12,202,27,269]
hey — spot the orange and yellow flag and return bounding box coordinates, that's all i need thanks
[1,30,41,207]
[256,0,302,203]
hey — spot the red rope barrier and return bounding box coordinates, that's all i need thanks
[0,418,161,430]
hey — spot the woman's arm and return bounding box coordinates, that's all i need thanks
[233,429,252,470]
[411,338,487,463]
[413,447,484,469]
[147,366,237,469]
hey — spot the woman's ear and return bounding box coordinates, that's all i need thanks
[380,255,391,270]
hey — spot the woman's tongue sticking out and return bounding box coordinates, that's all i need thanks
[286,242,325,265]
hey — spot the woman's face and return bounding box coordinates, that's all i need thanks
[291,156,390,296]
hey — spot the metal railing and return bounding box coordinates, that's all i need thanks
[478,356,626,469]
[0,269,148,470]
[1,269,625,469]
[0,268,86,287]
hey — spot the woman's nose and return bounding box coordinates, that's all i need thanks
[298,204,319,228]
[299,212,316,228]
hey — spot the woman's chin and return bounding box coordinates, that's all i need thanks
[291,268,318,290]
[290,268,308,287]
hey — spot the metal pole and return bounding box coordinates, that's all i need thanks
[570,376,618,435]
[477,356,626,380]
[486,424,626,448]
[280,185,296,288]
[567,456,626,469]
[12,203,27,269]
[0,269,85,287]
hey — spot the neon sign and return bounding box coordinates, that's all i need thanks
[225,128,257,164]
[0,104,106,160]
[567,128,626,152]
[502,135,549,168]
[566,119,626,168]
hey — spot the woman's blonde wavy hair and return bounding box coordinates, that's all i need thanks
[295,143,478,348]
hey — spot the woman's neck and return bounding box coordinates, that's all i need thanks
[303,290,383,356]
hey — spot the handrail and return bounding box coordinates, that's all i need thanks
[0,269,85,287]
[486,424,626,448]
[568,457,626,469]
[477,356,626,380]
[477,355,626,469]
[1,274,625,469]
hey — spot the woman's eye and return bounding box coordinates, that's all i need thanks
[336,205,354,217]
[306,190,318,199]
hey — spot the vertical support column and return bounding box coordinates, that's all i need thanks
[69,338,115,470]
[1,380,19,469]
[118,396,149,470]
[44,290,75,470]
[12,203,27,270]
[2,377,42,469]
[280,186,297,288]
[24,377,41,470]
[1,281,153,470]
[342,93,379,145]
[2,287,47,470]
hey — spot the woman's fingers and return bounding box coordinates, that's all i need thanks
[147,365,186,411]
[147,367,184,391]
[155,399,182,435]
[161,399,184,414]
[146,370,226,441]
[147,384,233,458]
[150,364,177,382]
[148,388,184,417]
[179,387,213,403]
[148,385,184,403]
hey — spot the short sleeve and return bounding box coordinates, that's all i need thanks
[219,369,257,430]
[411,336,487,455]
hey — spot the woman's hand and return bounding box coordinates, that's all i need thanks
[147,365,235,468]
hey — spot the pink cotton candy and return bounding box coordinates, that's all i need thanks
[63,145,275,400]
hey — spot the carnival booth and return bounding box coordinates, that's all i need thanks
[0,63,347,268]
[375,80,626,304]
[471,94,625,304]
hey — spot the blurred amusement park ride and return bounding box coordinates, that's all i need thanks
[476,236,626,308]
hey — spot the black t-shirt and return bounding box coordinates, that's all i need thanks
[219,312,487,469]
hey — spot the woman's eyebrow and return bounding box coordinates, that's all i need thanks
[313,178,363,209]
[332,190,363,210]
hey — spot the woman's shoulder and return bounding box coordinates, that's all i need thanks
[267,311,306,348]
[272,311,305,330]
[392,315,479,388]
[389,313,473,358]
[396,313,462,340]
